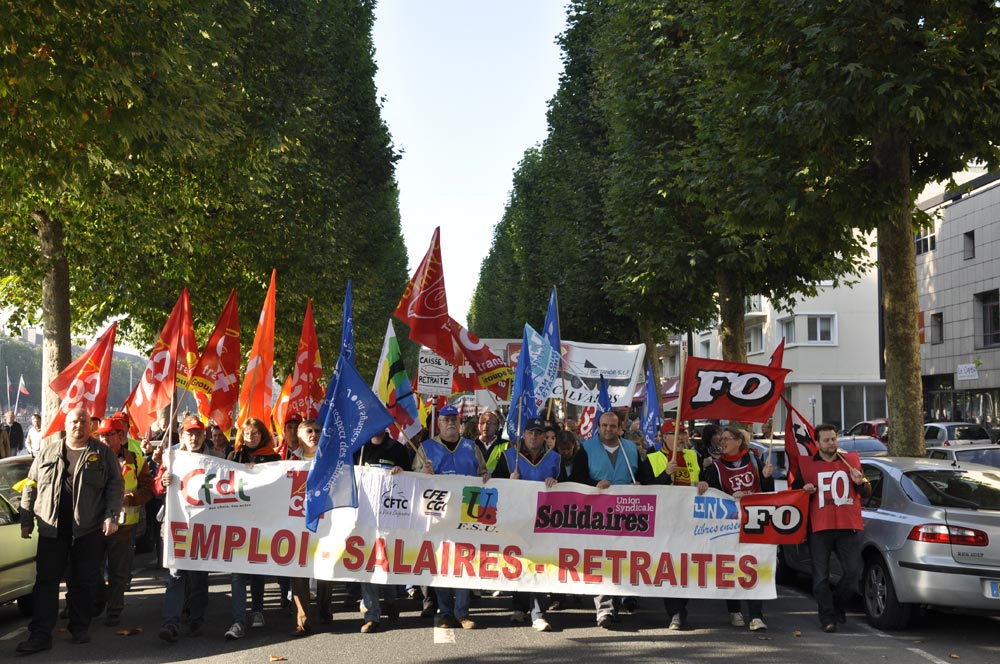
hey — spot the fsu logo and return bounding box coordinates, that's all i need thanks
[460,487,498,525]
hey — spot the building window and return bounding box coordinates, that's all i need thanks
[964,231,975,260]
[700,340,711,358]
[915,226,936,255]
[747,325,763,355]
[667,354,678,376]
[930,312,944,345]
[806,315,835,343]
[976,290,1000,348]
[779,317,795,344]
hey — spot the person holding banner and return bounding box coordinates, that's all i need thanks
[354,429,411,633]
[555,430,588,484]
[411,404,488,630]
[492,416,560,632]
[156,417,211,643]
[792,423,871,633]
[224,418,282,640]
[16,408,123,655]
[697,425,773,632]
[583,410,639,629]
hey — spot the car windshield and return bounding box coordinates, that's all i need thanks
[954,448,1000,469]
[952,425,989,440]
[0,462,30,505]
[903,469,1000,510]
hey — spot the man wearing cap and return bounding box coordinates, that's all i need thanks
[281,413,303,459]
[95,414,154,626]
[412,404,488,630]
[492,416,560,631]
[16,408,123,654]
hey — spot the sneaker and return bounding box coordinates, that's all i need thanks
[459,616,477,630]
[158,624,180,643]
[360,620,379,633]
[669,613,684,631]
[749,618,767,632]
[225,622,245,640]
[510,610,528,624]
[250,611,265,628]
[532,618,552,632]
[597,615,613,629]
[730,611,745,627]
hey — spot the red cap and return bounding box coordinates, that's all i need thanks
[182,416,206,432]
[660,420,687,435]
[95,417,125,435]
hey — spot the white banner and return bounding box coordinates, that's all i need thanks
[417,347,453,396]
[164,453,776,599]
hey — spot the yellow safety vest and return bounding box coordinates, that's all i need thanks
[118,439,146,526]
[648,447,700,486]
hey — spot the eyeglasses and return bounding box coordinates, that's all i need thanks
[303,427,321,434]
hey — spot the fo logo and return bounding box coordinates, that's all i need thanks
[460,487,498,525]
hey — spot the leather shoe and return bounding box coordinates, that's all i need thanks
[822,623,837,633]
[291,625,311,637]
[15,639,52,655]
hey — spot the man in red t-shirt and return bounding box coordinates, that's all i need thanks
[793,423,872,633]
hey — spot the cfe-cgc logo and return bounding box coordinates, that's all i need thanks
[458,486,498,531]
[421,488,450,517]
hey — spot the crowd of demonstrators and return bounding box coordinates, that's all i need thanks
[13,399,861,655]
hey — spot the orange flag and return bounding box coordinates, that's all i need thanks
[189,289,241,436]
[286,299,323,421]
[42,322,118,438]
[126,290,193,437]
[394,227,454,362]
[272,373,293,457]
[237,269,277,433]
[174,289,201,393]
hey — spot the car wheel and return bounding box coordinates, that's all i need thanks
[863,557,911,630]
[16,593,34,617]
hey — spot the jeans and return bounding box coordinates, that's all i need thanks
[809,529,863,624]
[594,595,620,621]
[29,530,104,640]
[512,592,548,621]
[436,588,470,619]
[162,569,208,627]
[231,573,265,624]
[360,583,398,623]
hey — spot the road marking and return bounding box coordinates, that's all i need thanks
[433,627,456,644]
[0,626,28,641]
[906,647,952,664]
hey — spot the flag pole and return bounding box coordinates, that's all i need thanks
[671,342,688,482]
[553,286,568,426]
[13,374,22,415]
[514,397,524,475]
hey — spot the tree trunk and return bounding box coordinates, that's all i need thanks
[717,268,747,363]
[874,133,923,457]
[33,210,72,430]
[637,319,661,415]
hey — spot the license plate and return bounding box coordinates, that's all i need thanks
[990,581,1000,598]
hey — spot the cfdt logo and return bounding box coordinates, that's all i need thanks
[180,468,251,507]
[459,486,498,528]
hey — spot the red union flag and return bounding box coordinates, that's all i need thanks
[578,405,596,439]
[681,356,791,423]
[126,290,193,436]
[449,317,512,400]
[237,269,277,431]
[395,227,454,362]
[739,489,810,545]
[43,322,118,438]
[285,299,323,420]
[782,396,818,483]
[189,290,241,435]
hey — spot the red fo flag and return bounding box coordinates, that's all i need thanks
[395,227,454,362]
[189,290,241,435]
[768,337,785,368]
[43,322,118,438]
[449,317,512,400]
[681,356,791,423]
[285,299,323,420]
[237,270,277,431]
[739,489,810,544]
[126,290,194,436]
[578,405,597,439]
[782,396,818,484]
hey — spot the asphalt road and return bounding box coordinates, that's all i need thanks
[2,551,999,664]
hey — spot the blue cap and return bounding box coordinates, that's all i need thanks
[439,405,459,417]
[525,417,545,432]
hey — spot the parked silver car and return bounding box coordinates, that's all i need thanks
[924,422,993,446]
[780,457,1000,629]
[926,444,1000,470]
[0,455,35,615]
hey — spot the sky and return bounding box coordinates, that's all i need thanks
[372,0,569,326]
